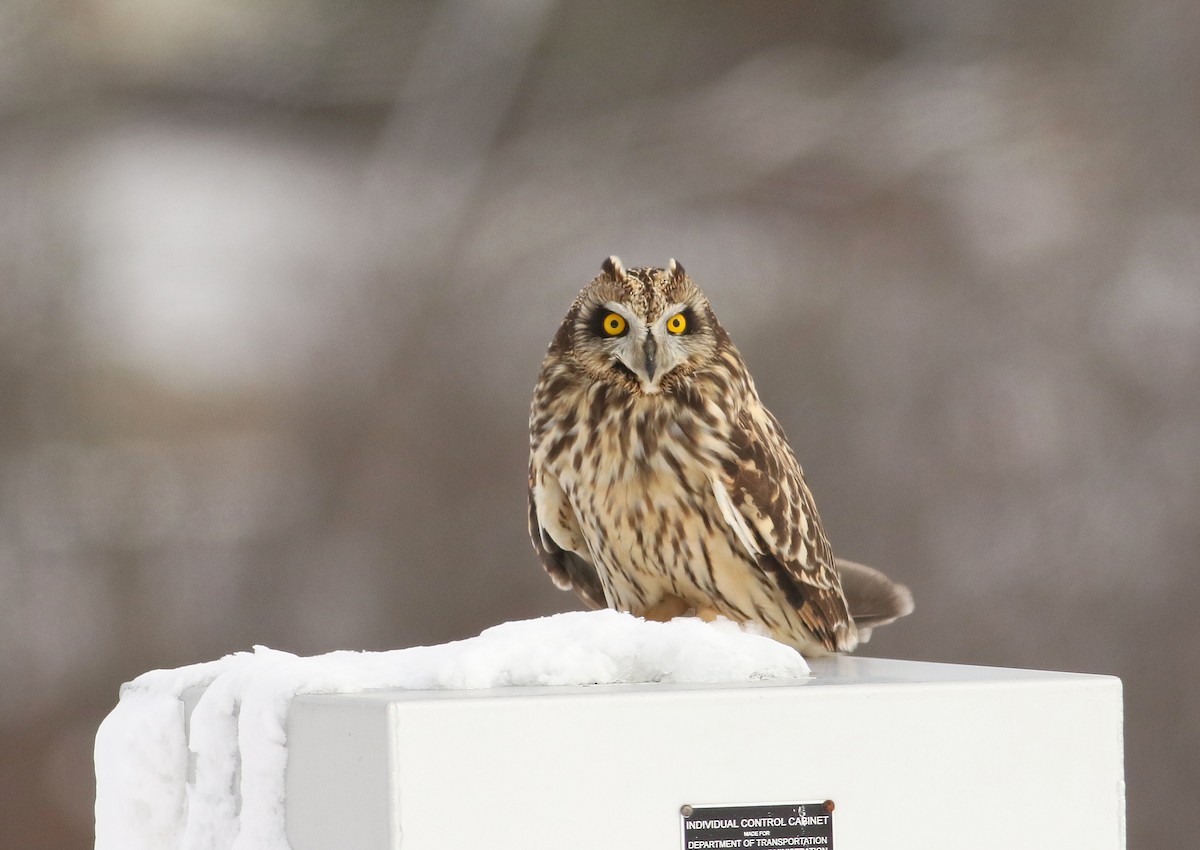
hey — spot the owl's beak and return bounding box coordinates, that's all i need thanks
[642,333,658,383]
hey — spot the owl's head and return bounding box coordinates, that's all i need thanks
[562,256,722,395]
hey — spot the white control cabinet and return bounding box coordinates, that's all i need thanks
[285,657,1125,850]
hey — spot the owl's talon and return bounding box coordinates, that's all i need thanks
[637,595,690,622]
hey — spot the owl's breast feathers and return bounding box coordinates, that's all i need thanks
[529,344,859,655]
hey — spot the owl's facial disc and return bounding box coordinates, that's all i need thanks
[597,302,693,394]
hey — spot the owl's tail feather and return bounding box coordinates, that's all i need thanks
[835,558,914,644]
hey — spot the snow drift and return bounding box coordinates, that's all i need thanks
[94,610,808,850]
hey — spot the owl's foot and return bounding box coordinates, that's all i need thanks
[638,595,690,622]
[693,605,722,623]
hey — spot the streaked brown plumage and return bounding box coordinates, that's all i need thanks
[528,256,912,655]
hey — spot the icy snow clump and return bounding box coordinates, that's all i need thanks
[94,609,809,850]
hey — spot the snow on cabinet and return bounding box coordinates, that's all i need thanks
[94,611,1124,850]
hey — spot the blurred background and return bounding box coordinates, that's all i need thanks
[0,1,1196,847]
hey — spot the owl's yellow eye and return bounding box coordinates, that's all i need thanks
[601,312,627,336]
[666,312,688,335]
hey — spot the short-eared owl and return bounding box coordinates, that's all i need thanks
[528,257,912,655]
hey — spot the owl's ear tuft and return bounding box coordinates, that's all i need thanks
[601,255,627,282]
[668,258,686,281]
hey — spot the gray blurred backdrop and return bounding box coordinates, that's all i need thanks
[1,2,1197,847]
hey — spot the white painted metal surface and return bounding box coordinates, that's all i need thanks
[284,657,1125,850]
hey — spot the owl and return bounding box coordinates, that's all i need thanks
[528,256,912,655]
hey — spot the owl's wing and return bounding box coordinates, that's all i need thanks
[528,471,607,610]
[712,405,856,652]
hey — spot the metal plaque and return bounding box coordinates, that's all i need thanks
[680,801,835,849]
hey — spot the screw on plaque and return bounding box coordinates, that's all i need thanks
[823,800,835,813]
[680,805,694,817]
